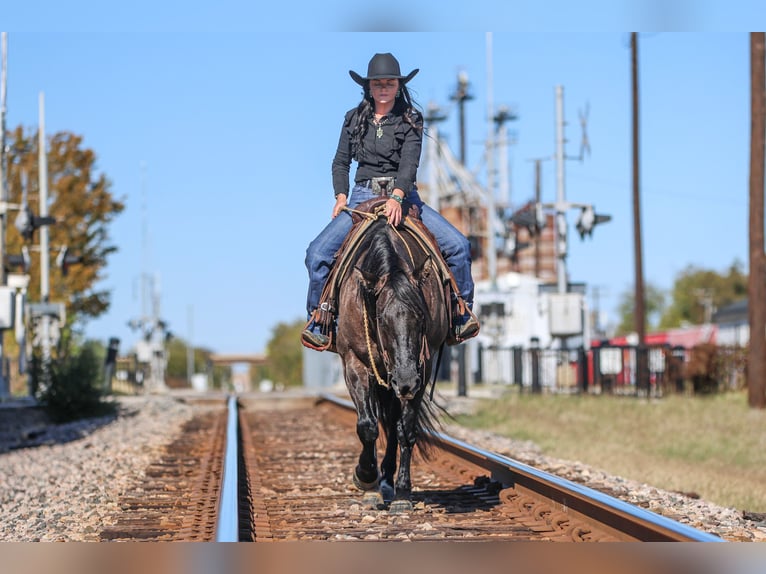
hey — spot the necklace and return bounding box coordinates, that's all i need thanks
[373,115,387,139]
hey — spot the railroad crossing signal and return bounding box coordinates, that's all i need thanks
[56,246,82,276]
[575,205,611,239]
[14,203,56,242]
[5,246,30,273]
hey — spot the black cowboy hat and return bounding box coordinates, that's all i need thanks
[349,53,419,86]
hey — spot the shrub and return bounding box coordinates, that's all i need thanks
[34,345,117,423]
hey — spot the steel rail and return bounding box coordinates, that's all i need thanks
[215,394,240,542]
[318,392,723,542]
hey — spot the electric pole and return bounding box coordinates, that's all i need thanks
[449,70,473,399]
[424,102,447,208]
[0,33,7,399]
[485,32,497,288]
[0,32,6,290]
[534,159,542,279]
[748,32,766,409]
[39,93,51,373]
[450,70,473,166]
[631,32,649,393]
[554,85,569,295]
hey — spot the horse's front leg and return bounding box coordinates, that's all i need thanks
[353,400,379,491]
[343,358,383,511]
[389,397,421,513]
[379,396,400,504]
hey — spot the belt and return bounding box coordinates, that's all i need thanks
[357,176,396,194]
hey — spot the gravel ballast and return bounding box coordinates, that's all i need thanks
[1,392,765,542]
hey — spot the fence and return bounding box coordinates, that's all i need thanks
[472,343,746,396]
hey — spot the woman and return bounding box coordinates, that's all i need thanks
[303,52,478,348]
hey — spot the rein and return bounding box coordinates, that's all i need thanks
[362,302,389,389]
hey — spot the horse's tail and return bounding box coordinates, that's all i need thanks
[413,395,445,460]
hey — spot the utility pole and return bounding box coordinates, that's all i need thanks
[631,32,649,393]
[129,163,168,393]
[449,70,473,399]
[39,93,51,370]
[0,32,6,289]
[485,32,497,288]
[515,87,604,353]
[494,106,515,210]
[0,33,7,399]
[534,159,542,279]
[554,85,568,294]
[424,102,447,208]
[748,32,766,409]
[450,70,472,166]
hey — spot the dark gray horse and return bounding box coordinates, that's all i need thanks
[336,216,449,513]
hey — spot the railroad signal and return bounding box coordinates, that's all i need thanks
[56,246,82,277]
[14,203,56,242]
[575,205,611,239]
[511,206,542,236]
[5,246,30,273]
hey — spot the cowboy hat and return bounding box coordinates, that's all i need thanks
[349,53,419,86]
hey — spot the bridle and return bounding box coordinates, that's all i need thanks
[362,296,429,390]
[360,228,430,390]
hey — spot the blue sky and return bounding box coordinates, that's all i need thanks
[2,9,764,354]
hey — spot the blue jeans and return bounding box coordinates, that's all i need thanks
[304,185,475,318]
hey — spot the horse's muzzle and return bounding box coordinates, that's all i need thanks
[391,375,421,400]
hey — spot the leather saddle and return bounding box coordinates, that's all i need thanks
[302,198,466,353]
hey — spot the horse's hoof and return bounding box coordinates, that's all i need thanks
[380,479,395,503]
[389,499,413,514]
[353,469,380,492]
[362,491,385,510]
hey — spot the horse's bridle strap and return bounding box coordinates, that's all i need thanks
[362,302,389,388]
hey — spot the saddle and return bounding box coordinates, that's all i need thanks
[302,197,468,353]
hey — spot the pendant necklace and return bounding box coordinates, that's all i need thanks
[374,115,386,139]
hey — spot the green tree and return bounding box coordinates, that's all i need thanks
[614,282,667,336]
[658,261,748,329]
[165,337,217,386]
[5,126,124,355]
[161,337,232,390]
[253,319,304,387]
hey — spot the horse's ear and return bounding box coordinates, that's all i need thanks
[353,266,378,292]
[413,256,433,283]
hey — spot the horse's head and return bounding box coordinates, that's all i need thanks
[354,230,433,400]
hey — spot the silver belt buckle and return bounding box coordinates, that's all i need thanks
[371,176,394,195]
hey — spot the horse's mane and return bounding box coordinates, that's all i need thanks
[356,222,427,318]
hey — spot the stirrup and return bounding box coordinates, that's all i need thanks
[300,318,333,352]
[447,309,480,346]
[302,328,330,349]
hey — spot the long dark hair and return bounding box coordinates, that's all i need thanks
[350,81,422,161]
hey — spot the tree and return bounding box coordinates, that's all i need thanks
[165,337,215,385]
[253,319,304,387]
[5,126,124,353]
[658,262,748,329]
[614,282,666,336]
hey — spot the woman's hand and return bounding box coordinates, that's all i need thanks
[332,194,348,218]
[385,192,404,226]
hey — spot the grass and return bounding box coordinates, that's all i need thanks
[451,388,766,513]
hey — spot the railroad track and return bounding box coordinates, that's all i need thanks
[99,392,723,542]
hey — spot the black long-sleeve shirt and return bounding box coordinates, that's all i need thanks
[331,107,423,198]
